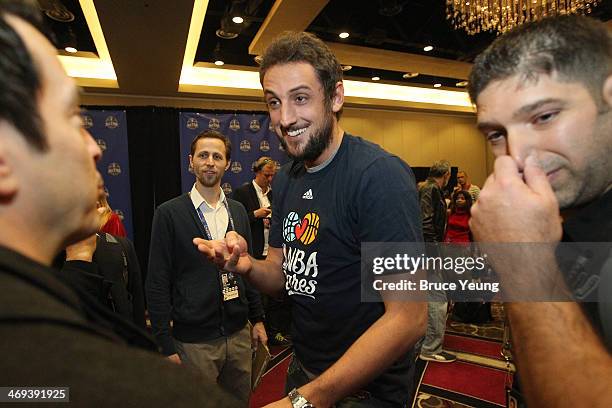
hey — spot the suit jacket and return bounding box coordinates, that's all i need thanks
[232,181,273,258]
[0,245,240,407]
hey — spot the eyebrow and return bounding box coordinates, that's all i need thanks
[511,98,565,120]
[477,97,566,132]
[263,85,312,97]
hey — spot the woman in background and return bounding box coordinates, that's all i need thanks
[98,194,127,237]
[444,190,472,243]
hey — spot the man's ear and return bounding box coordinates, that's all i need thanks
[0,142,18,203]
[602,75,612,108]
[331,81,345,113]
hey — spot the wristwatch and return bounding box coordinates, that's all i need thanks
[288,388,314,408]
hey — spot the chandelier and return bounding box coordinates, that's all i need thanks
[446,0,601,35]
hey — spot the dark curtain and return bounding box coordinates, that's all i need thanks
[84,106,182,278]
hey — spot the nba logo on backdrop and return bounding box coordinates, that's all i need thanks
[231,162,242,174]
[209,118,220,130]
[105,115,119,129]
[186,118,199,129]
[83,115,93,129]
[230,118,241,131]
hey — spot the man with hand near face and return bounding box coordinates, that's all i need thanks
[194,32,426,408]
[469,15,612,407]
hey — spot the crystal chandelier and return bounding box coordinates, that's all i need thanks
[446,0,601,35]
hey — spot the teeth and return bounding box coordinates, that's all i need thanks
[287,127,308,137]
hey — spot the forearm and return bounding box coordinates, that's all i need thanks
[507,302,612,408]
[247,257,286,296]
[300,302,426,408]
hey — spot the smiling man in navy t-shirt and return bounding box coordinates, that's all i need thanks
[195,31,426,408]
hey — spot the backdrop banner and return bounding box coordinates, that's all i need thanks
[179,112,289,195]
[83,109,134,240]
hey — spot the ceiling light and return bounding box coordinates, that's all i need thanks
[372,76,380,81]
[433,83,442,88]
[456,80,469,87]
[402,72,419,79]
[423,45,434,52]
[446,0,601,35]
[216,29,238,39]
[341,65,352,71]
[339,32,350,39]
[65,46,78,53]
[232,16,244,24]
[214,60,224,66]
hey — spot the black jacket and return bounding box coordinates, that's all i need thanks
[146,193,264,355]
[60,233,147,344]
[232,181,273,258]
[0,245,240,407]
[419,179,447,242]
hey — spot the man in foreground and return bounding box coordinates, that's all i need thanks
[0,1,236,405]
[469,15,612,407]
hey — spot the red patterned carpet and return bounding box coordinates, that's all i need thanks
[250,309,512,408]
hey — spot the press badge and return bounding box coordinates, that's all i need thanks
[221,272,239,301]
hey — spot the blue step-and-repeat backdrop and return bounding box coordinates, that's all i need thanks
[179,112,289,195]
[82,109,134,240]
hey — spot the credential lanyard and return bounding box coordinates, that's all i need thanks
[195,198,235,240]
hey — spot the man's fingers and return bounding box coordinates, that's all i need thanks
[494,155,521,180]
[193,237,216,258]
[524,156,555,197]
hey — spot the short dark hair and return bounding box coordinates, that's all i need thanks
[259,31,343,118]
[469,15,612,106]
[189,130,232,161]
[0,0,50,151]
[428,160,450,178]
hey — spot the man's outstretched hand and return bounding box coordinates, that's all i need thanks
[193,231,253,275]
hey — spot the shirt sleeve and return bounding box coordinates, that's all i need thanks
[145,207,176,355]
[355,156,423,243]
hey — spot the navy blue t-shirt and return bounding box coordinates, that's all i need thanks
[269,133,422,403]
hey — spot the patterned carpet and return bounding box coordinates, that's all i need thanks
[250,303,513,408]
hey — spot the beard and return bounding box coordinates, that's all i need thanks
[196,171,222,188]
[277,110,334,164]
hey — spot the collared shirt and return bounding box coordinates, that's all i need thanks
[252,180,271,255]
[252,180,271,209]
[189,184,228,240]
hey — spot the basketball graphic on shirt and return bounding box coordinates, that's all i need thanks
[283,211,300,242]
[297,213,319,245]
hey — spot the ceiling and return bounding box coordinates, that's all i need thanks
[40,0,612,113]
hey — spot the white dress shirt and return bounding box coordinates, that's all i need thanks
[190,184,228,240]
[252,180,271,255]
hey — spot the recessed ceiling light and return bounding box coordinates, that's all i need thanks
[339,32,350,39]
[433,83,442,88]
[232,16,244,24]
[214,60,225,66]
[423,45,434,52]
[216,29,238,39]
[65,46,78,53]
[456,80,469,87]
[372,76,380,81]
[403,72,419,79]
[341,65,352,71]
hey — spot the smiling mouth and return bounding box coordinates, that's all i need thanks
[286,126,309,137]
